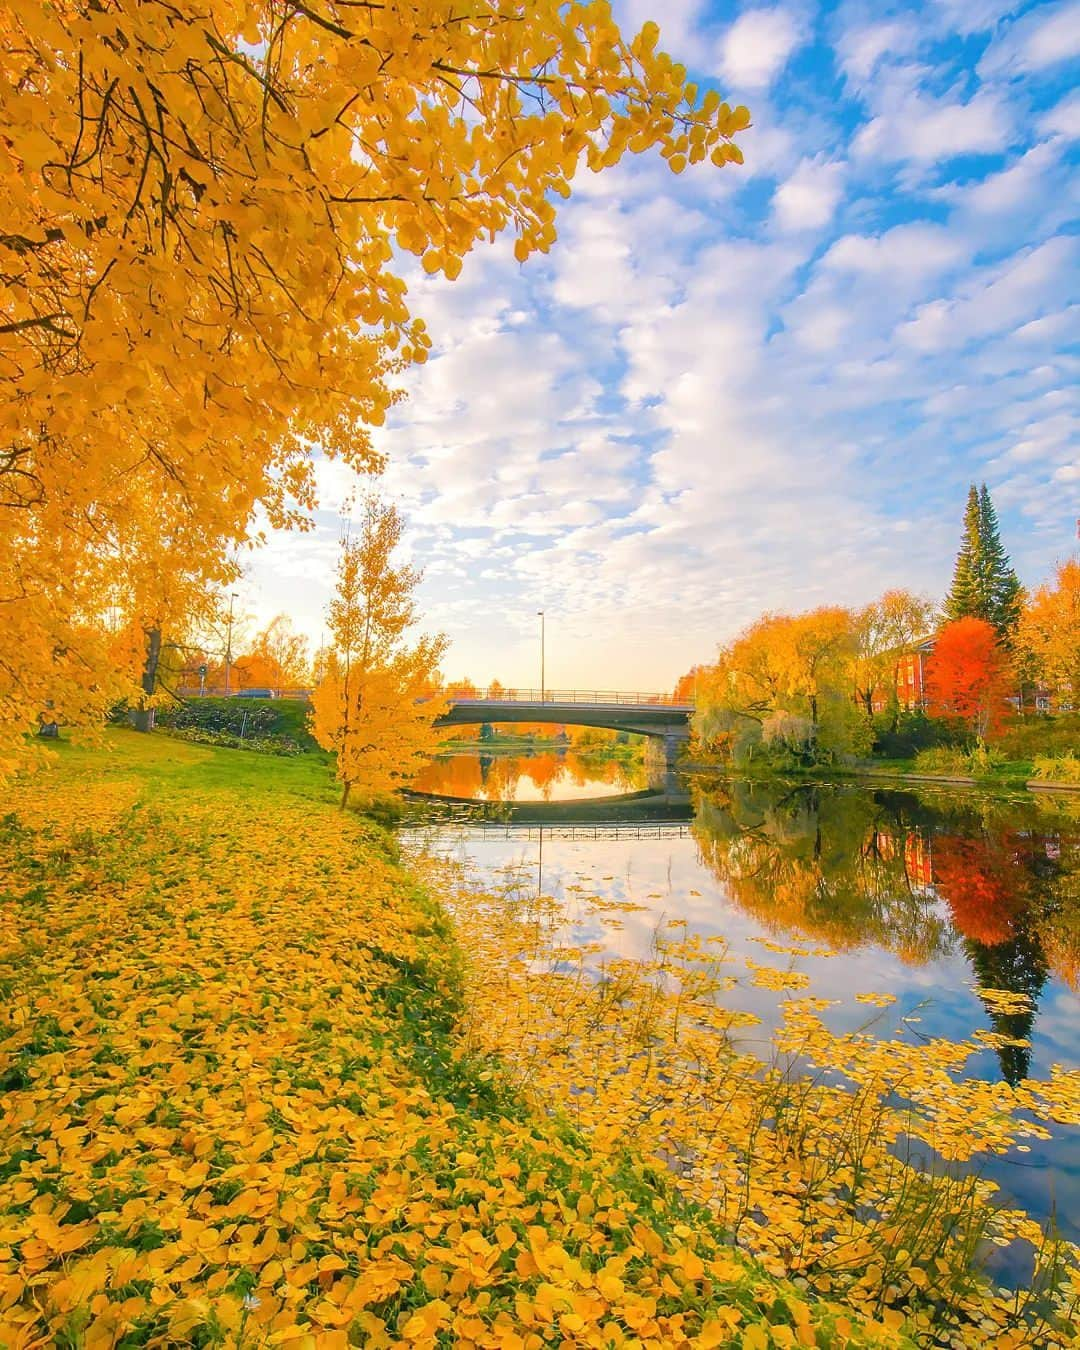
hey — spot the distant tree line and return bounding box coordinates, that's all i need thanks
[677,485,1078,771]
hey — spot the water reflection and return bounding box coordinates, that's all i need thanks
[689,779,1078,1085]
[410,766,1079,1077]
[407,764,1080,1233]
[414,748,646,801]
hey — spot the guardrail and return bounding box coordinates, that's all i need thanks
[448,690,693,707]
[176,687,695,707]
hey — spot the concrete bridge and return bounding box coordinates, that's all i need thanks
[435,690,694,770]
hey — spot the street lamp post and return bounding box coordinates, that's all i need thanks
[224,594,237,697]
[537,610,545,703]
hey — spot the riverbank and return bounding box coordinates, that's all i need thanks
[679,758,1080,796]
[2,731,898,1348]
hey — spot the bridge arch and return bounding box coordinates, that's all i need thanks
[434,696,693,769]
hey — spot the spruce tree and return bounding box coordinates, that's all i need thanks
[943,486,981,624]
[978,484,1023,636]
[943,483,1023,638]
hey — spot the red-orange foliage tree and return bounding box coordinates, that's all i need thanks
[925,618,1010,739]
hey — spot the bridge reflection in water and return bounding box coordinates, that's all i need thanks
[403,785,693,830]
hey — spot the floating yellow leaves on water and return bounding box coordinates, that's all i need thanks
[971,986,1036,1016]
[418,847,1080,1350]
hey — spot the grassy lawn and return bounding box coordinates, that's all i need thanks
[1,731,890,1349]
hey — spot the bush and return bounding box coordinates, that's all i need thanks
[155,696,318,749]
[913,743,1008,777]
[163,726,304,756]
[913,746,972,776]
[1032,753,1080,783]
[871,708,962,759]
[967,742,1007,777]
[996,714,1080,761]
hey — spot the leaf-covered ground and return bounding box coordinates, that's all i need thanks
[1,732,900,1349]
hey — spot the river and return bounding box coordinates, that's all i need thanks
[405,747,1079,1244]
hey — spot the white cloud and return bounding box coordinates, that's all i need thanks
[823,223,969,277]
[717,8,804,91]
[1039,89,1080,140]
[835,21,918,84]
[736,117,800,179]
[979,1,1080,77]
[898,236,1077,352]
[613,0,706,54]
[1014,307,1080,343]
[941,140,1061,213]
[772,157,845,231]
[930,0,1018,36]
[854,86,1013,164]
[549,197,699,320]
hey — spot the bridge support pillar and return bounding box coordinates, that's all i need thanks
[659,733,684,796]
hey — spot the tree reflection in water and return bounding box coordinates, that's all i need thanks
[690,779,1079,1084]
[414,749,646,801]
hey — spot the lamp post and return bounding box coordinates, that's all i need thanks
[224,593,237,696]
[537,610,545,702]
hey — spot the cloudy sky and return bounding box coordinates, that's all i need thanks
[243,0,1079,690]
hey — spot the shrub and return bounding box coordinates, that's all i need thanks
[1032,753,1080,783]
[996,714,1080,761]
[155,696,318,749]
[913,744,1009,777]
[967,742,1007,777]
[163,726,303,756]
[871,709,963,759]
[913,746,971,775]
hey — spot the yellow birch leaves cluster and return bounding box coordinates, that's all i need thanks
[1,0,749,771]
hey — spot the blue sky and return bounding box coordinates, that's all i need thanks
[246,0,1079,689]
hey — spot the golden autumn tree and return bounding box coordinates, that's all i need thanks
[1017,557,1080,709]
[1,2,750,772]
[310,499,447,808]
[852,589,936,719]
[234,615,310,691]
[693,608,867,765]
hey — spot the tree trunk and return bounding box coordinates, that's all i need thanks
[340,780,352,812]
[132,627,162,732]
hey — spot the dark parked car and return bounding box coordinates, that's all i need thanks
[235,688,278,699]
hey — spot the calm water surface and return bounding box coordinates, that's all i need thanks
[413,748,645,801]
[408,749,1080,1240]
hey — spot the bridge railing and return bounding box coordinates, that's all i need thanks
[447,689,693,707]
[174,687,696,708]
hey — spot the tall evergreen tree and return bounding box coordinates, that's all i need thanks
[978,485,1024,636]
[943,483,1023,638]
[943,486,981,622]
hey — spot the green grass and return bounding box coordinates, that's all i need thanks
[54,725,335,800]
